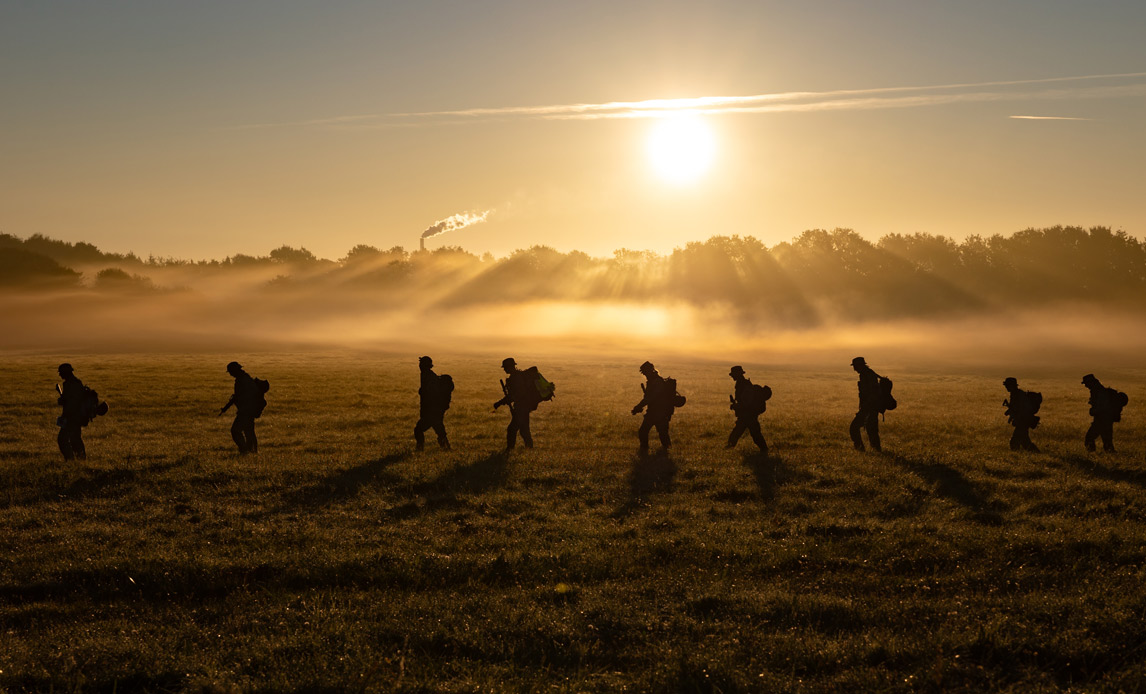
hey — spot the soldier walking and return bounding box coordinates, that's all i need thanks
[631,361,679,455]
[56,363,87,460]
[494,357,534,451]
[219,361,266,455]
[726,365,769,453]
[1082,373,1127,453]
[414,355,452,451]
[1003,377,1041,452]
[849,356,883,452]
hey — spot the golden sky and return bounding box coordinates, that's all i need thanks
[3,1,1145,260]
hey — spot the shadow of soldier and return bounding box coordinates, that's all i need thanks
[611,450,677,518]
[891,454,1006,526]
[278,452,409,511]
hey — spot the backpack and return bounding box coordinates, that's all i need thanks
[1108,387,1129,422]
[438,374,455,411]
[878,375,897,413]
[81,386,109,426]
[250,377,270,418]
[741,381,772,416]
[520,367,555,411]
[665,377,686,408]
[1027,391,1043,416]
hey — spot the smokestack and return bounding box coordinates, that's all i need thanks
[418,210,491,251]
[420,237,425,252]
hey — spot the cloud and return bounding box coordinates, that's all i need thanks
[1009,115,1092,121]
[229,71,1146,129]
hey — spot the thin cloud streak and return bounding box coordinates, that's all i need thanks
[228,71,1146,130]
[1010,115,1092,120]
[391,71,1146,121]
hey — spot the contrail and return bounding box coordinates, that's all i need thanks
[229,71,1146,130]
[1010,115,1092,121]
[421,210,491,240]
[389,71,1146,121]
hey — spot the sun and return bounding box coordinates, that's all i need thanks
[646,113,716,184]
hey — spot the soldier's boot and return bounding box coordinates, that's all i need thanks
[438,436,450,451]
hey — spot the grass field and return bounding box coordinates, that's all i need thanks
[3,352,1146,692]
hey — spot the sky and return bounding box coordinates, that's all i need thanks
[2,0,1145,261]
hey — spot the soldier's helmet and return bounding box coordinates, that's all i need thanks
[58,363,74,375]
[1081,373,1098,386]
[639,361,655,374]
[1003,377,1018,388]
[851,357,867,367]
[419,356,433,368]
[226,361,242,376]
[501,357,516,369]
[730,365,745,377]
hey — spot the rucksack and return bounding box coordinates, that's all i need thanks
[438,374,455,411]
[520,367,555,411]
[1028,391,1043,416]
[249,377,270,418]
[878,375,897,413]
[1109,387,1129,422]
[665,377,686,408]
[81,386,108,426]
[741,381,772,415]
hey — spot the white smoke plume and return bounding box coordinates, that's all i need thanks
[421,210,491,240]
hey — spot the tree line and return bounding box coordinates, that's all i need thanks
[2,226,1143,325]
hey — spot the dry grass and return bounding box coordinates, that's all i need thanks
[2,352,1146,692]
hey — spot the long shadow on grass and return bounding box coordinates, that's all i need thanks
[611,451,676,518]
[3,459,184,509]
[743,451,784,502]
[1064,454,1146,489]
[892,454,1005,525]
[386,451,513,519]
[277,452,408,511]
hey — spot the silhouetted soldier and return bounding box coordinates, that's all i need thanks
[631,361,677,455]
[414,355,452,451]
[726,365,769,453]
[1003,377,1041,452]
[849,356,882,452]
[56,363,87,460]
[1082,373,1126,453]
[494,357,533,451]
[219,361,265,455]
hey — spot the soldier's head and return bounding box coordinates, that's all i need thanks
[1003,377,1018,391]
[58,363,74,378]
[729,365,746,381]
[639,361,656,377]
[226,361,243,377]
[851,356,867,372]
[1081,373,1099,389]
[419,356,433,371]
[501,357,516,374]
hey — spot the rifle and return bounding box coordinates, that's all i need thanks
[730,394,737,411]
[500,379,516,418]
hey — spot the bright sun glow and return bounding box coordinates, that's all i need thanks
[646,113,716,184]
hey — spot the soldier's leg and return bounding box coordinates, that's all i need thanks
[747,417,768,453]
[246,418,258,454]
[231,415,248,453]
[414,418,428,450]
[1022,427,1040,453]
[58,426,74,460]
[727,419,747,448]
[849,411,866,450]
[431,414,450,450]
[1101,419,1115,452]
[506,415,518,450]
[866,411,881,452]
[518,411,533,448]
[656,419,671,449]
[71,428,86,460]
[1084,420,1099,451]
[1009,426,1022,451]
[638,417,653,451]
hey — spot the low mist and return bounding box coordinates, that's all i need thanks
[4,227,1146,369]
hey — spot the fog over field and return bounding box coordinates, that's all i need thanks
[4,227,1146,368]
